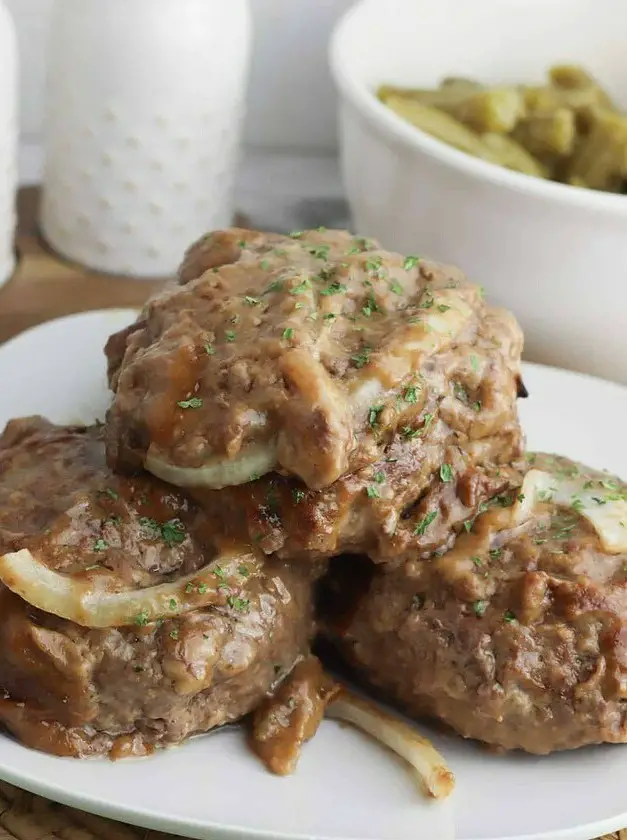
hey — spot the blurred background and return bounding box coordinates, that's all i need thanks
[7,0,352,232]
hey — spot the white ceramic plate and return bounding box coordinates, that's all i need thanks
[1,309,627,840]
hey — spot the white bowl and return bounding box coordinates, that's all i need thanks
[331,0,627,385]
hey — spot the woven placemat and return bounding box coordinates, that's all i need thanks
[0,780,622,840]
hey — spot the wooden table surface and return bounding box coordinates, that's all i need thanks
[0,187,165,345]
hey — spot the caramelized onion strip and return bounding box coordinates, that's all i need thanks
[326,689,455,799]
[0,548,258,628]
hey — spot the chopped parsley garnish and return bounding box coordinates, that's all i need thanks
[204,343,215,356]
[100,487,119,501]
[351,346,372,368]
[185,582,195,594]
[420,291,435,309]
[177,397,203,409]
[323,312,337,321]
[453,382,468,402]
[366,485,381,499]
[473,600,488,618]
[307,245,331,261]
[489,548,503,560]
[362,295,379,317]
[414,510,438,536]
[260,259,270,271]
[472,401,482,412]
[440,464,454,483]
[290,278,312,295]
[282,327,294,340]
[93,539,108,552]
[437,304,451,313]
[134,609,150,626]
[470,355,480,372]
[169,598,178,611]
[368,404,384,428]
[403,256,420,271]
[292,488,306,504]
[571,497,585,513]
[225,330,236,342]
[402,413,434,439]
[365,256,382,272]
[289,230,303,239]
[471,556,482,567]
[197,583,208,594]
[237,239,247,248]
[244,295,260,306]
[162,518,186,547]
[389,280,403,295]
[169,629,179,640]
[320,282,347,296]
[227,596,250,612]
[404,385,419,404]
[503,610,516,623]
[238,566,250,578]
[213,565,227,579]
[265,279,284,294]
[373,471,386,484]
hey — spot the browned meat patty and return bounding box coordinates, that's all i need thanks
[0,418,313,758]
[104,227,524,494]
[191,433,523,567]
[323,454,627,754]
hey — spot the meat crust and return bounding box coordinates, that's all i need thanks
[0,418,313,758]
[324,454,627,754]
[104,228,524,493]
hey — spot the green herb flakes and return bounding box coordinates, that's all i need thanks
[93,538,108,552]
[351,346,372,369]
[404,386,419,404]
[134,609,150,626]
[440,464,454,483]
[282,327,294,340]
[366,485,381,499]
[473,600,488,618]
[225,330,236,342]
[227,596,250,613]
[244,295,260,306]
[320,282,347,296]
[177,397,203,409]
[414,510,438,536]
[368,404,384,428]
[403,256,420,270]
[204,343,215,356]
[503,610,516,623]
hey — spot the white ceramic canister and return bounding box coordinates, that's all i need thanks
[41,0,251,278]
[0,0,17,288]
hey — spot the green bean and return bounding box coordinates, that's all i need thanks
[481,133,547,178]
[382,96,500,161]
[566,109,627,191]
[513,108,576,160]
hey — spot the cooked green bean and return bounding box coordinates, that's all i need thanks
[378,63,625,194]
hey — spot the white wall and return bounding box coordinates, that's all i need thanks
[6,0,353,183]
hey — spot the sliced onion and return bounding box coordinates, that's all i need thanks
[514,468,627,553]
[326,689,455,799]
[0,548,258,628]
[145,439,278,489]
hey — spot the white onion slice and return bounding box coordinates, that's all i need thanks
[146,439,278,489]
[326,689,455,799]
[515,468,627,553]
[0,548,257,628]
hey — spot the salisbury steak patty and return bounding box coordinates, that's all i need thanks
[325,454,627,754]
[105,227,524,493]
[0,418,313,758]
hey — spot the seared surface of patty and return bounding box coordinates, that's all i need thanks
[192,436,523,566]
[105,227,524,492]
[323,454,627,754]
[0,418,313,758]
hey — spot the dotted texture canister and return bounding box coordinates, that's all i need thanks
[41,0,251,278]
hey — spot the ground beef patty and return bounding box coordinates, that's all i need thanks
[323,454,627,754]
[104,227,524,494]
[0,418,313,758]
